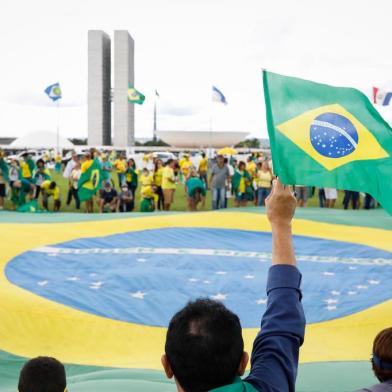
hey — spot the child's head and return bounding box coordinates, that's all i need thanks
[162,299,248,391]
[142,168,149,176]
[18,356,66,392]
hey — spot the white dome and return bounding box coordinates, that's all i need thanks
[10,131,74,149]
[157,131,249,148]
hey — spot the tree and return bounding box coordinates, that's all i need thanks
[235,138,260,148]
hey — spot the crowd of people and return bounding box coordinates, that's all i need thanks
[13,184,392,391]
[0,149,378,213]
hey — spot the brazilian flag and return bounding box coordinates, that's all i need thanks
[78,159,102,202]
[263,71,392,214]
[128,85,145,105]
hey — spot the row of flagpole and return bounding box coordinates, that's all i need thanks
[44,83,228,149]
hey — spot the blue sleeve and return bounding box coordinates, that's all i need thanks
[244,265,305,392]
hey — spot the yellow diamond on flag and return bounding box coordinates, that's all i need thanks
[276,104,389,171]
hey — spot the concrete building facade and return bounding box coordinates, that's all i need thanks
[88,30,111,146]
[113,30,135,147]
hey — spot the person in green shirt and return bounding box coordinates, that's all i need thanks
[185,168,206,211]
[232,161,254,208]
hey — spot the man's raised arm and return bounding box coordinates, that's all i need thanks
[245,178,306,392]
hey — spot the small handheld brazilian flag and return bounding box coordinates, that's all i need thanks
[78,159,102,202]
[128,85,145,105]
[263,71,392,214]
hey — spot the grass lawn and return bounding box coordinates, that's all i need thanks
[4,170,347,213]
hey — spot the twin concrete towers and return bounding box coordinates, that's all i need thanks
[88,30,135,147]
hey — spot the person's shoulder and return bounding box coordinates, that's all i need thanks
[355,381,392,392]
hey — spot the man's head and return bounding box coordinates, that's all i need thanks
[18,356,66,392]
[167,159,175,168]
[103,180,112,190]
[201,152,206,158]
[36,159,45,169]
[162,299,248,392]
[49,181,57,190]
[216,155,224,166]
[372,327,392,382]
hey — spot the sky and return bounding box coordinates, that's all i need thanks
[0,0,391,140]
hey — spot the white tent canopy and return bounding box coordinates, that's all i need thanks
[10,131,74,149]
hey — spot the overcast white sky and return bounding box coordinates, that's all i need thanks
[0,0,391,140]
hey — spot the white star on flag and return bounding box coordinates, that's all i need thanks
[356,285,368,290]
[37,280,48,286]
[130,291,146,300]
[89,281,103,290]
[326,305,337,311]
[256,298,267,305]
[203,280,211,284]
[66,276,80,281]
[331,290,340,296]
[324,298,338,305]
[137,258,147,263]
[349,266,357,270]
[348,291,357,295]
[216,271,227,275]
[211,293,227,301]
[323,272,335,276]
[188,278,199,282]
[244,275,255,279]
[368,280,380,285]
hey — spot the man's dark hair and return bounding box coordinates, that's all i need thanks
[18,356,66,392]
[372,327,392,382]
[165,298,244,392]
[49,181,57,190]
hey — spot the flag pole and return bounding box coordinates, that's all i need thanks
[153,91,157,142]
[209,91,213,153]
[56,100,60,154]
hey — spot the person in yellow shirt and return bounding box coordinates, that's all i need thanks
[54,154,62,173]
[179,154,192,183]
[140,184,159,212]
[198,153,209,188]
[246,156,257,179]
[161,159,177,211]
[153,159,164,210]
[20,156,35,180]
[140,168,154,195]
[80,153,94,213]
[256,160,273,206]
[41,180,61,211]
[114,154,127,186]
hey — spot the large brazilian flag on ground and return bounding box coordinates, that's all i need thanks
[78,159,102,201]
[263,71,392,214]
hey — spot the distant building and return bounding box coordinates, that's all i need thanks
[88,30,111,146]
[87,30,135,148]
[156,131,249,148]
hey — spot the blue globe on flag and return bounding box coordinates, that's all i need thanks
[310,112,359,158]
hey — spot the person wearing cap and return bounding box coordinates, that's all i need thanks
[356,327,392,392]
[41,180,61,211]
[98,180,118,213]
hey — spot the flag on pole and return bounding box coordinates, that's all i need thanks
[78,159,103,202]
[263,70,392,214]
[155,90,160,98]
[212,86,227,105]
[128,85,145,105]
[373,87,392,106]
[44,83,62,101]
